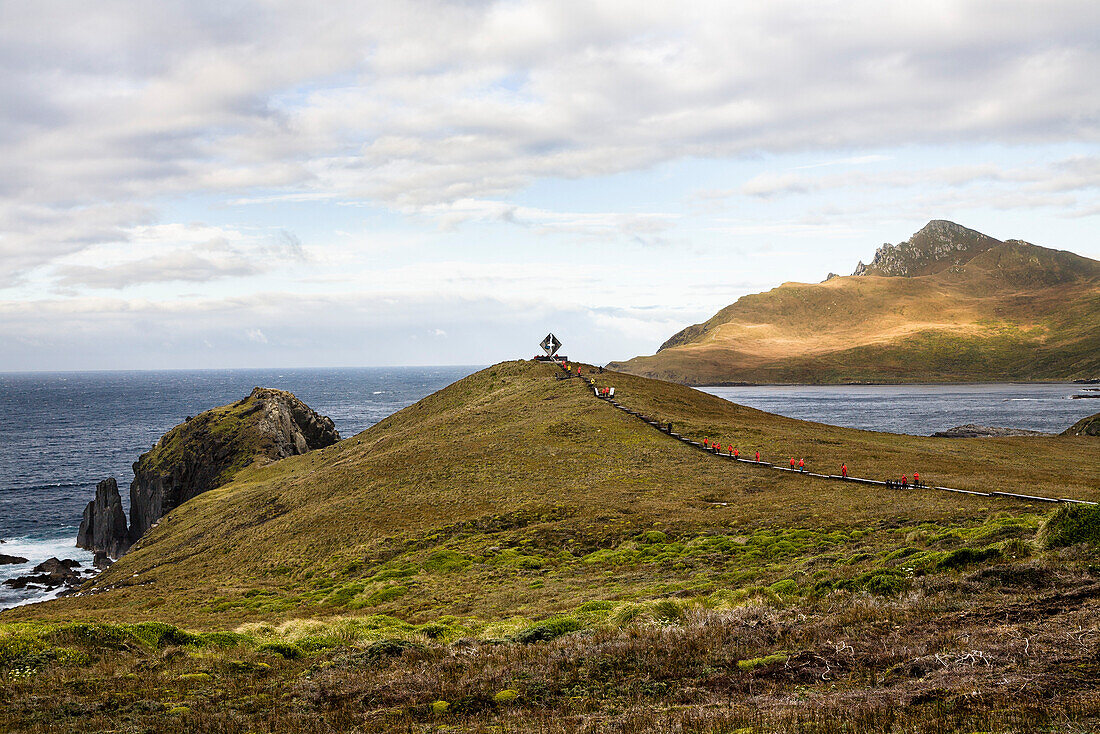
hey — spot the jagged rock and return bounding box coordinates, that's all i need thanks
[4,558,83,589]
[2,575,51,590]
[0,554,29,565]
[1062,412,1100,437]
[932,424,1048,438]
[33,557,80,572]
[127,387,340,540]
[77,477,132,559]
[853,220,1002,277]
[92,551,113,570]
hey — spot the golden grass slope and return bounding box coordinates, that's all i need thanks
[609,238,1100,384]
[6,361,1097,631]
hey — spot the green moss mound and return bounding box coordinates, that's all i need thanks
[1042,504,1100,549]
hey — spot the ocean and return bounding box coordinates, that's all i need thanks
[2,368,1097,610]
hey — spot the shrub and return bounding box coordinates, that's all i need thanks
[737,653,787,672]
[1042,505,1100,549]
[651,599,683,623]
[937,545,1002,570]
[422,550,470,573]
[178,672,212,683]
[364,585,408,606]
[513,617,583,644]
[635,530,668,544]
[431,700,450,714]
[257,641,303,659]
[494,689,519,704]
[199,631,252,648]
[836,568,910,596]
[768,579,799,597]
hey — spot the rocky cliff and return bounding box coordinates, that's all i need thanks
[852,220,1002,277]
[1062,412,1100,437]
[77,387,340,558]
[76,478,130,559]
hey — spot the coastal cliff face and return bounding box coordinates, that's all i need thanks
[78,387,340,557]
[129,387,341,539]
[1062,412,1100,437]
[76,478,130,559]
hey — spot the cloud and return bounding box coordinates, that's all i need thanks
[1,1,1098,282]
[737,157,1100,204]
[44,224,308,290]
[246,328,268,343]
[52,246,265,289]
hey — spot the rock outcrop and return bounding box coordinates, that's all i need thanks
[77,478,131,559]
[127,387,340,540]
[932,424,1049,438]
[0,553,29,565]
[1062,412,1100,437]
[853,220,1002,277]
[74,387,339,560]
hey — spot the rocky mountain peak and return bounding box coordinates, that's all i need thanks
[853,220,1003,277]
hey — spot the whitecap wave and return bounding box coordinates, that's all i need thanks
[0,530,96,611]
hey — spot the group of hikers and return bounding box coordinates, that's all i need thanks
[559,359,927,491]
[700,437,924,487]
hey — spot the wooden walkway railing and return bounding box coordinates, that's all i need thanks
[562,364,1096,507]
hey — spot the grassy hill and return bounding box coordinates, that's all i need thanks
[609,222,1100,385]
[3,361,1100,732]
[8,360,1098,630]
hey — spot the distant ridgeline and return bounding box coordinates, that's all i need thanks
[609,220,1100,385]
[77,387,340,560]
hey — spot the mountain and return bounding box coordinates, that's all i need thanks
[609,221,1100,384]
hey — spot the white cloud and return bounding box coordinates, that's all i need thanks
[1,1,1098,284]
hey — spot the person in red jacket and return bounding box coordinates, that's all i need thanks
[733,448,740,459]
[755,451,760,462]
[901,475,909,488]
[703,438,709,449]
[798,458,805,471]
[789,457,796,470]
[841,463,848,478]
[914,472,921,486]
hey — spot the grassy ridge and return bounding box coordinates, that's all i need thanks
[6,361,1097,631]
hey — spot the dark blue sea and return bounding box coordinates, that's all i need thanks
[2,369,1097,609]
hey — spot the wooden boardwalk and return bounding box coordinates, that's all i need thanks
[570,367,1095,507]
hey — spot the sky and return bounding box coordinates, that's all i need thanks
[1,1,1098,371]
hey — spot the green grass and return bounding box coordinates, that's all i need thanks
[8,360,1098,632]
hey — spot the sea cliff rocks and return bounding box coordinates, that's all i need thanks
[77,478,131,559]
[932,424,1048,438]
[2,557,85,590]
[1062,412,1100,437]
[0,554,29,565]
[75,387,340,559]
